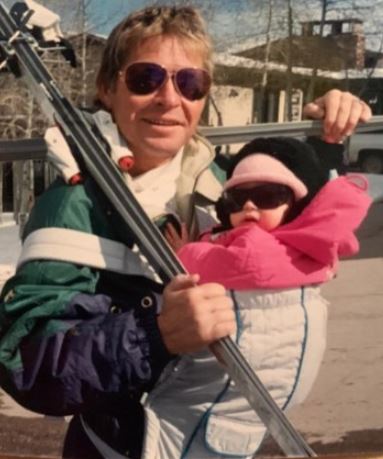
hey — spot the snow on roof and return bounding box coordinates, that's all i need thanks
[214,51,383,80]
[225,37,265,55]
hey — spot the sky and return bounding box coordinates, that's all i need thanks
[73,0,383,52]
[1,0,381,51]
[78,0,257,49]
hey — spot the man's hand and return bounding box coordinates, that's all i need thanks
[157,274,235,355]
[303,89,372,143]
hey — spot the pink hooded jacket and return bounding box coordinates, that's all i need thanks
[178,176,372,290]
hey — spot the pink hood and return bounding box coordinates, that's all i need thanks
[178,176,372,290]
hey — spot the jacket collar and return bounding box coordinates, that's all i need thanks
[176,132,223,236]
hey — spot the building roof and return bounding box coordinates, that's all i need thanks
[214,52,383,81]
[300,18,363,25]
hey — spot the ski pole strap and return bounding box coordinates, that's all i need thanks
[17,227,162,282]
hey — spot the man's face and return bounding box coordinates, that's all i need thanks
[100,35,208,175]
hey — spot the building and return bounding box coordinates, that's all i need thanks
[208,17,383,140]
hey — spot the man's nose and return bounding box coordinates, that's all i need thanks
[155,76,181,107]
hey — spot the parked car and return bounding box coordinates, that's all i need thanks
[345,131,383,174]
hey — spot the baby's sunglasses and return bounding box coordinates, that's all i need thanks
[120,62,212,101]
[222,183,294,212]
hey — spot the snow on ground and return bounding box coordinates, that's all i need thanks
[0,214,20,289]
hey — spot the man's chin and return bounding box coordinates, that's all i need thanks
[144,138,185,158]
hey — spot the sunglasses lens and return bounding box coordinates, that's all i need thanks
[124,63,211,100]
[176,68,211,100]
[125,63,166,95]
[227,184,293,210]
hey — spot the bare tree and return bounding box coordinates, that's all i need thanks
[285,0,294,120]
[0,0,108,221]
[305,0,328,103]
[255,0,274,123]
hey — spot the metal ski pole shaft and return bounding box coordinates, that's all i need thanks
[2,115,383,163]
[200,116,383,145]
[0,2,316,456]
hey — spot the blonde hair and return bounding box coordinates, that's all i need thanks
[96,5,213,98]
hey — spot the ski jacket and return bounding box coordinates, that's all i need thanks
[0,130,222,459]
[178,175,372,289]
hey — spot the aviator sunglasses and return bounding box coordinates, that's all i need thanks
[120,62,211,101]
[222,183,294,212]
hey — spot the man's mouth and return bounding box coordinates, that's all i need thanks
[145,118,180,126]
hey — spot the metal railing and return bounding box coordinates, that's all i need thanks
[0,453,382,459]
[200,115,383,145]
[1,116,383,162]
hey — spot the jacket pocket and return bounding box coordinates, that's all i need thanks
[205,413,266,456]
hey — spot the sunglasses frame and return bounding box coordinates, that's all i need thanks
[119,61,212,101]
[223,183,294,212]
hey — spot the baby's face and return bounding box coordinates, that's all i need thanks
[228,182,293,231]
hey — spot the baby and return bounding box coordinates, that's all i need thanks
[160,136,371,457]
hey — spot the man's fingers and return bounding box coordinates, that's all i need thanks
[322,93,352,141]
[160,309,236,355]
[341,98,366,137]
[325,95,372,142]
[302,100,325,120]
[319,90,343,139]
[304,90,373,143]
[165,273,200,293]
[180,223,188,241]
[159,279,235,355]
[165,222,179,239]
[360,100,372,123]
[187,281,227,300]
[164,222,189,252]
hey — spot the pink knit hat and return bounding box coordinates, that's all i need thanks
[224,153,308,199]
